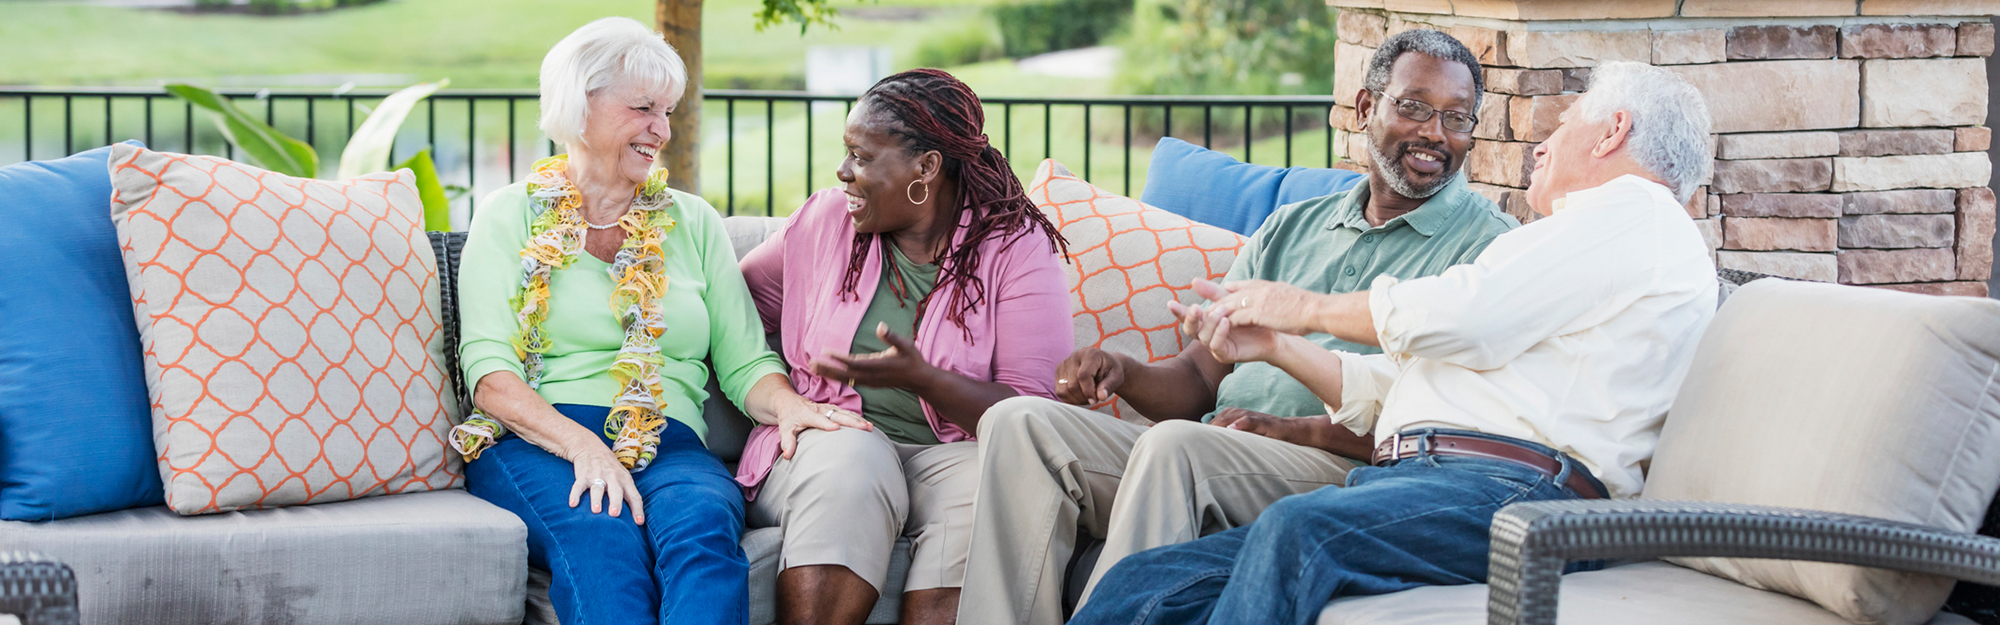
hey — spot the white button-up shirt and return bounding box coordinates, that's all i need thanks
[1329,175,1717,498]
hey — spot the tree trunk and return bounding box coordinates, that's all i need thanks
[658,0,702,195]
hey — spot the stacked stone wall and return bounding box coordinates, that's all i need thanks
[1331,3,1997,296]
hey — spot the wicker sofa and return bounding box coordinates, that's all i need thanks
[7,135,2000,625]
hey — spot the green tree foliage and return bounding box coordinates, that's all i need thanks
[991,0,1133,58]
[1117,0,1337,96]
[753,0,845,33]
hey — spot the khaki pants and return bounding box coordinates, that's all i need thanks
[958,397,1357,625]
[747,426,979,594]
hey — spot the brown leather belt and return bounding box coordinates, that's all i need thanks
[1371,431,1607,499]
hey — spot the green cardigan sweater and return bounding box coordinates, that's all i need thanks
[457,183,787,444]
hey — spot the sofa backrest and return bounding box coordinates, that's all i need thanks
[1139,137,1366,236]
[1645,278,2000,624]
[421,221,1782,467]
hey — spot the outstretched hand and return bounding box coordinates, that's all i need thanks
[1168,295,1283,365]
[1191,278,1328,337]
[809,322,937,392]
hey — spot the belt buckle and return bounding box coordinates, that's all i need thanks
[1385,432,1403,465]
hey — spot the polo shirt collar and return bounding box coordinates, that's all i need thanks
[1327,172,1469,237]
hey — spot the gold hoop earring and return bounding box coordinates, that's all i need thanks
[906,180,930,205]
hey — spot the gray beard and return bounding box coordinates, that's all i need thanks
[1366,138,1453,200]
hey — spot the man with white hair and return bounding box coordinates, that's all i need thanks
[1069,61,1720,625]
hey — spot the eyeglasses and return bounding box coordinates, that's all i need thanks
[1373,91,1478,134]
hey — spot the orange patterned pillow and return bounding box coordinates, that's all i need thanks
[108,144,460,515]
[1027,160,1248,422]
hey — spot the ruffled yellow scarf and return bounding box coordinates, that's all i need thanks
[450,155,679,470]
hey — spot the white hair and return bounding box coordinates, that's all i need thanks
[538,17,688,147]
[1571,61,1713,204]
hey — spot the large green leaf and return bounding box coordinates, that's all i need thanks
[395,149,452,232]
[337,80,448,180]
[165,84,319,178]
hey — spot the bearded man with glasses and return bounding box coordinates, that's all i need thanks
[956,29,1519,625]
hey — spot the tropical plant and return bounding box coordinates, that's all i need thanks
[166,81,453,231]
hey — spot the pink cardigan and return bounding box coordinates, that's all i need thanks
[735,189,1073,493]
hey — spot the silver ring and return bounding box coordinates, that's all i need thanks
[1057,378,1069,385]
[590,478,606,488]
[825,409,835,418]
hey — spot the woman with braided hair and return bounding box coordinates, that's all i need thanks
[738,68,1073,625]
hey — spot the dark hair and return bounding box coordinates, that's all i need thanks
[840,68,1068,336]
[1363,29,1485,109]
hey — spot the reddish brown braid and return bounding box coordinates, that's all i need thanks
[838,68,1068,337]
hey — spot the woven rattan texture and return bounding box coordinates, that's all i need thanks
[0,552,77,625]
[1487,500,2000,625]
[428,231,471,415]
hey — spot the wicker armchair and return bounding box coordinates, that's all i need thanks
[1485,501,2000,625]
[1474,270,2000,625]
[0,553,77,625]
[1318,273,2000,625]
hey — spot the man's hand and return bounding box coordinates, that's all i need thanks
[1193,278,1328,336]
[1210,407,1373,458]
[1168,298,1284,364]
[1054,347,1128,405]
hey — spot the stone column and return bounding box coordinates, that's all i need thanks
[1330,0,1998,296]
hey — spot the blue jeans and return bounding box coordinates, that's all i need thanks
[466,404,748,625]
[1073,428,1606,625]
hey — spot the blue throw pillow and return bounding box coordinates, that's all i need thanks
[1141,137,1366,235]
[0,141,164,520]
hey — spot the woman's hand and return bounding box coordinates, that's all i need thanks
[744,374,874,459]
[810,322,938,392]
[474,371,647,524]
[1193,279,1329,337]
[561,435,646,525]
[773,394,871,460]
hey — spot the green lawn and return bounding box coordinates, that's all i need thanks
[0,0,1004,90]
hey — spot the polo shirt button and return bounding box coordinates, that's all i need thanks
[1362,234,1376,243]
[1343,266,1357,276]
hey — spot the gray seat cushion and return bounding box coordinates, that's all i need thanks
[1317,561,1974,625]
[0,489,526,625]
[527,529,912,625]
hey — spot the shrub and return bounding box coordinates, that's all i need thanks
[244,0,344,14]
[1118,0,1337,97]
[1109,0,1339,143]
[990,0,1133,58]
[914,22,1006,68]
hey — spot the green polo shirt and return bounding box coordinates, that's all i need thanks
[1204,174,1517,422]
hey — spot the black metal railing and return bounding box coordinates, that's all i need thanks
[0,86,1343,227]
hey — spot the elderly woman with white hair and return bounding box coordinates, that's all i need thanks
[1071,60,1719,625]
[451,17,870,624]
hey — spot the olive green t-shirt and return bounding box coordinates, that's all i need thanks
[1205,175,1517,422]
[851,244,944,445]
